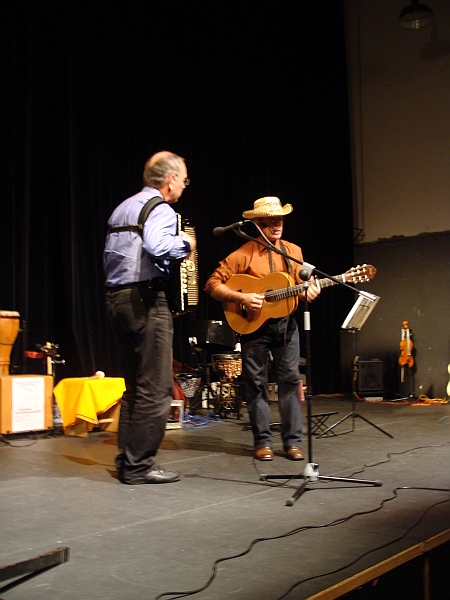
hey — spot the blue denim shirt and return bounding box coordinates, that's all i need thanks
[104,187,191,286]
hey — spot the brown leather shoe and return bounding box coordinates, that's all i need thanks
[255,447,274,461]
[285,446,305,461]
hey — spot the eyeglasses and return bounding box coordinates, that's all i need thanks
[173,174,190,186]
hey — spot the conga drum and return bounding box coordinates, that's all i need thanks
[0,311,20,376]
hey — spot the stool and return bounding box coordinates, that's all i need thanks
[310,411,338,436]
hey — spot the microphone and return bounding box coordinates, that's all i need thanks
[300,269,311,282]
[299,262,316,282]
[212,221,247,236]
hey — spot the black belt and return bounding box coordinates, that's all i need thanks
[107,278,168,292]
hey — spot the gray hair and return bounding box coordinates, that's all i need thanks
[143,153,185,188]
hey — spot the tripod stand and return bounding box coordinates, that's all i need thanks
[260,286,383,506]
[316,331,392,439]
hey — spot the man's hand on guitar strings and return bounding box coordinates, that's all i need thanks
[301,278,321,302]
[242,292,265,314]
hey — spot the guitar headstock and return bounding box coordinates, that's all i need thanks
[344,264,377,284]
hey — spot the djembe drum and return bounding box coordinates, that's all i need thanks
[175,373,202,410]
[211,353,242,418]
[0,311,20,376]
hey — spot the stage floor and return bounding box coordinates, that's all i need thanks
[0,395,449,600]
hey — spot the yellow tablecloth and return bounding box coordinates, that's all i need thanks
[53,377,125,437]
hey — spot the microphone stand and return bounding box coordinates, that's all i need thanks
[231,224,382,507]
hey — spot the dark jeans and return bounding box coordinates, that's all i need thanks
[241,317,302,450]
[105,285,173,480]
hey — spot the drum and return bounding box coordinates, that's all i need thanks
[211,353,242,381]
[0,311,20,376]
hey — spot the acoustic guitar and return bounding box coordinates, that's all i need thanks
[223,265,376,335]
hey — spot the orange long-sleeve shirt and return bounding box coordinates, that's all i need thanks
[204,238,305,294]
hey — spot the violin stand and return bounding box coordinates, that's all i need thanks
[261,287,383,507]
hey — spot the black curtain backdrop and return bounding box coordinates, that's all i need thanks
[1,1,354,393]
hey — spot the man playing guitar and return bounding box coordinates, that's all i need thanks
[204,197,320,461]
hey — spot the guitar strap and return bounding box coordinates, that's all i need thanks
[268,249,274,273]
[269,240,295,280]
[269,240,297,339]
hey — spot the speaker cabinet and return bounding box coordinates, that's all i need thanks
[356,360,383,392]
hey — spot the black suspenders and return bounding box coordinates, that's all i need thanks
[108,196,165,235]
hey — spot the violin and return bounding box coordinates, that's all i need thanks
[398,320,414,368]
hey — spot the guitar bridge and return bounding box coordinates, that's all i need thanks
[237,289,248,319]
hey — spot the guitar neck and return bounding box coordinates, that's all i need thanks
[317,275,346,289]
[265,274,344,302]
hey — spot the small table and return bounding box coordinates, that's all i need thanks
[53,377,125,437]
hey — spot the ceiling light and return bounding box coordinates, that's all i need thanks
[398,0,434,29]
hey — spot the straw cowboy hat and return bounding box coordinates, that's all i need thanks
[242,196,293,220]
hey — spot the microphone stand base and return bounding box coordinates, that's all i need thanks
[260,462,382,507]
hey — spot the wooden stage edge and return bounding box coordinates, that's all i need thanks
[308,529,450,599]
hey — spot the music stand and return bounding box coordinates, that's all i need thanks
[224,223,383,506]
[342,290,380,331]
[316,291,393,439]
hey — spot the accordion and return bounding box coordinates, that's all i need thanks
[169,215,199,315]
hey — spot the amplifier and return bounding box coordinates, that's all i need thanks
[356,360,383,392]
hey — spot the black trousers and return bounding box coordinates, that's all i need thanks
[106,285,173,480]
[241,317,302,450]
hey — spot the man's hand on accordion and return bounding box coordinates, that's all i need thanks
[180,230,197,253]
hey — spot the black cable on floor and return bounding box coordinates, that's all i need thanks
[153,442,450,600]
[275,488,450,600]
[0,427,63,447]
[154,486,449,600]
